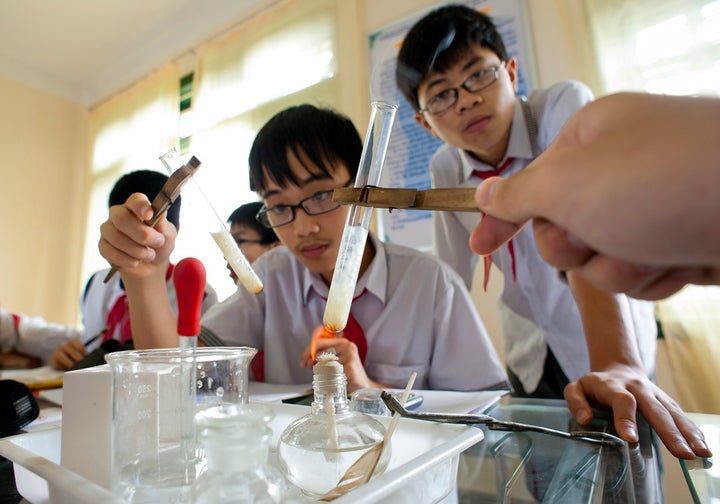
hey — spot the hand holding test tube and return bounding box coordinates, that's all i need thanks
[322,102,398,335]
[159,148,264,295]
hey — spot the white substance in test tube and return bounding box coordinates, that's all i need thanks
[160,147,263,296]
[211,229,264,295]
[324,226,368,332]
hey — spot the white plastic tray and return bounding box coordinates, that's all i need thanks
[0,402,484,504]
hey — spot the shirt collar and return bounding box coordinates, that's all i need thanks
[301,232,387,306]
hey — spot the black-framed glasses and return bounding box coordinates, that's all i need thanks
[256,180,352,229]
[419,62,506,115]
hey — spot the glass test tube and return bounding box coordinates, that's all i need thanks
[323,102,398,332]
[159,149,264,295]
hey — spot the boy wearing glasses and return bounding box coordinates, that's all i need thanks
[98,104,508,393]
[225,201,281,283]
[395,5,706,459]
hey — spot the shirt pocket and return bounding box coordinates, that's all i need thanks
[366,363,427,389]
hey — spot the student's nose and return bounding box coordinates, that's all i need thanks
[457,87,483,112]
[292,208,321,236]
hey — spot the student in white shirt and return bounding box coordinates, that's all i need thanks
[0,307,80,364]
[395,4,709,459]
[97,104,508,393]
[50,170,217,370]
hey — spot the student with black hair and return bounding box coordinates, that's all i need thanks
[49,170,218,370]
[97,105,508,393]
[225,201,281,283]
[395,4,709,459]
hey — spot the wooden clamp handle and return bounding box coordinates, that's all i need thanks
[332,186,480,212]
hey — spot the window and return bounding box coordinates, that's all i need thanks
[587,0,720,413]
[85,0,344,302]
[179,72,194,154]
[170,0,338,301]
[587,0,720,96]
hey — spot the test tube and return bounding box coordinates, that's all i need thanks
[323,101,398,332]
[159,148,264,295]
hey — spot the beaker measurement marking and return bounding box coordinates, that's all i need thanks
[137,384,152,394]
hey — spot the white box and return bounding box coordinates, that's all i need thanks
[1,402,484,504]
[60,364,112,489]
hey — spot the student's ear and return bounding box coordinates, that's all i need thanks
[505,57,519,93]
[414,111,440,138]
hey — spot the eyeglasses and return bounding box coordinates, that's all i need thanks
[256,180,352,229]
[419,62,505,115]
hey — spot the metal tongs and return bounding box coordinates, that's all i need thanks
[380,391,625,448]
[103,156,201,283]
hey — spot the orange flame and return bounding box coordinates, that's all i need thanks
[310,325,339,361]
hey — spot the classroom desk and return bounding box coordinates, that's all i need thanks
[681,413,720,504]
[0,382,698,504]
[456,396,664,503]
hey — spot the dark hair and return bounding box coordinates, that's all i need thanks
[227,202,279,245]
[108,170,181,229]
[248,104,362,193]
[396,4,507,111]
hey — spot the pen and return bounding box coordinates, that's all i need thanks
[85,328,106,348]
[26,377,64,390]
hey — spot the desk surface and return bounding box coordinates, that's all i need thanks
[457,396,663,503]
[0,381,679,504]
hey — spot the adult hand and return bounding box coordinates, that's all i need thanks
[469,92,720,300]
[98,193,177,279]
[50,339,86,370]
[564,364,712,459]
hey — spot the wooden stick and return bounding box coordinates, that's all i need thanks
[332,186,480,212]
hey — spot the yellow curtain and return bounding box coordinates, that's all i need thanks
[656,286,720,414]
[83,63,180,284]
[550,0,604,94]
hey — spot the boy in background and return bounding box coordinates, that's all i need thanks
[50,170,218,370]
[225,201,281,283]
[396,4,708,458]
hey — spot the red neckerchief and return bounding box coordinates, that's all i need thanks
[250,289,369,383]
[473,158,517,291]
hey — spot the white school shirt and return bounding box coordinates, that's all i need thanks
[0,307,82,364]
[82,266,218,351]
[430,81,657,392]
[201,232,508,391]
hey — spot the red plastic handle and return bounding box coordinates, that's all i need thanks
[173,257,206,336]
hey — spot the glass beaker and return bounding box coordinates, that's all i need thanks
[106,346,257,503]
